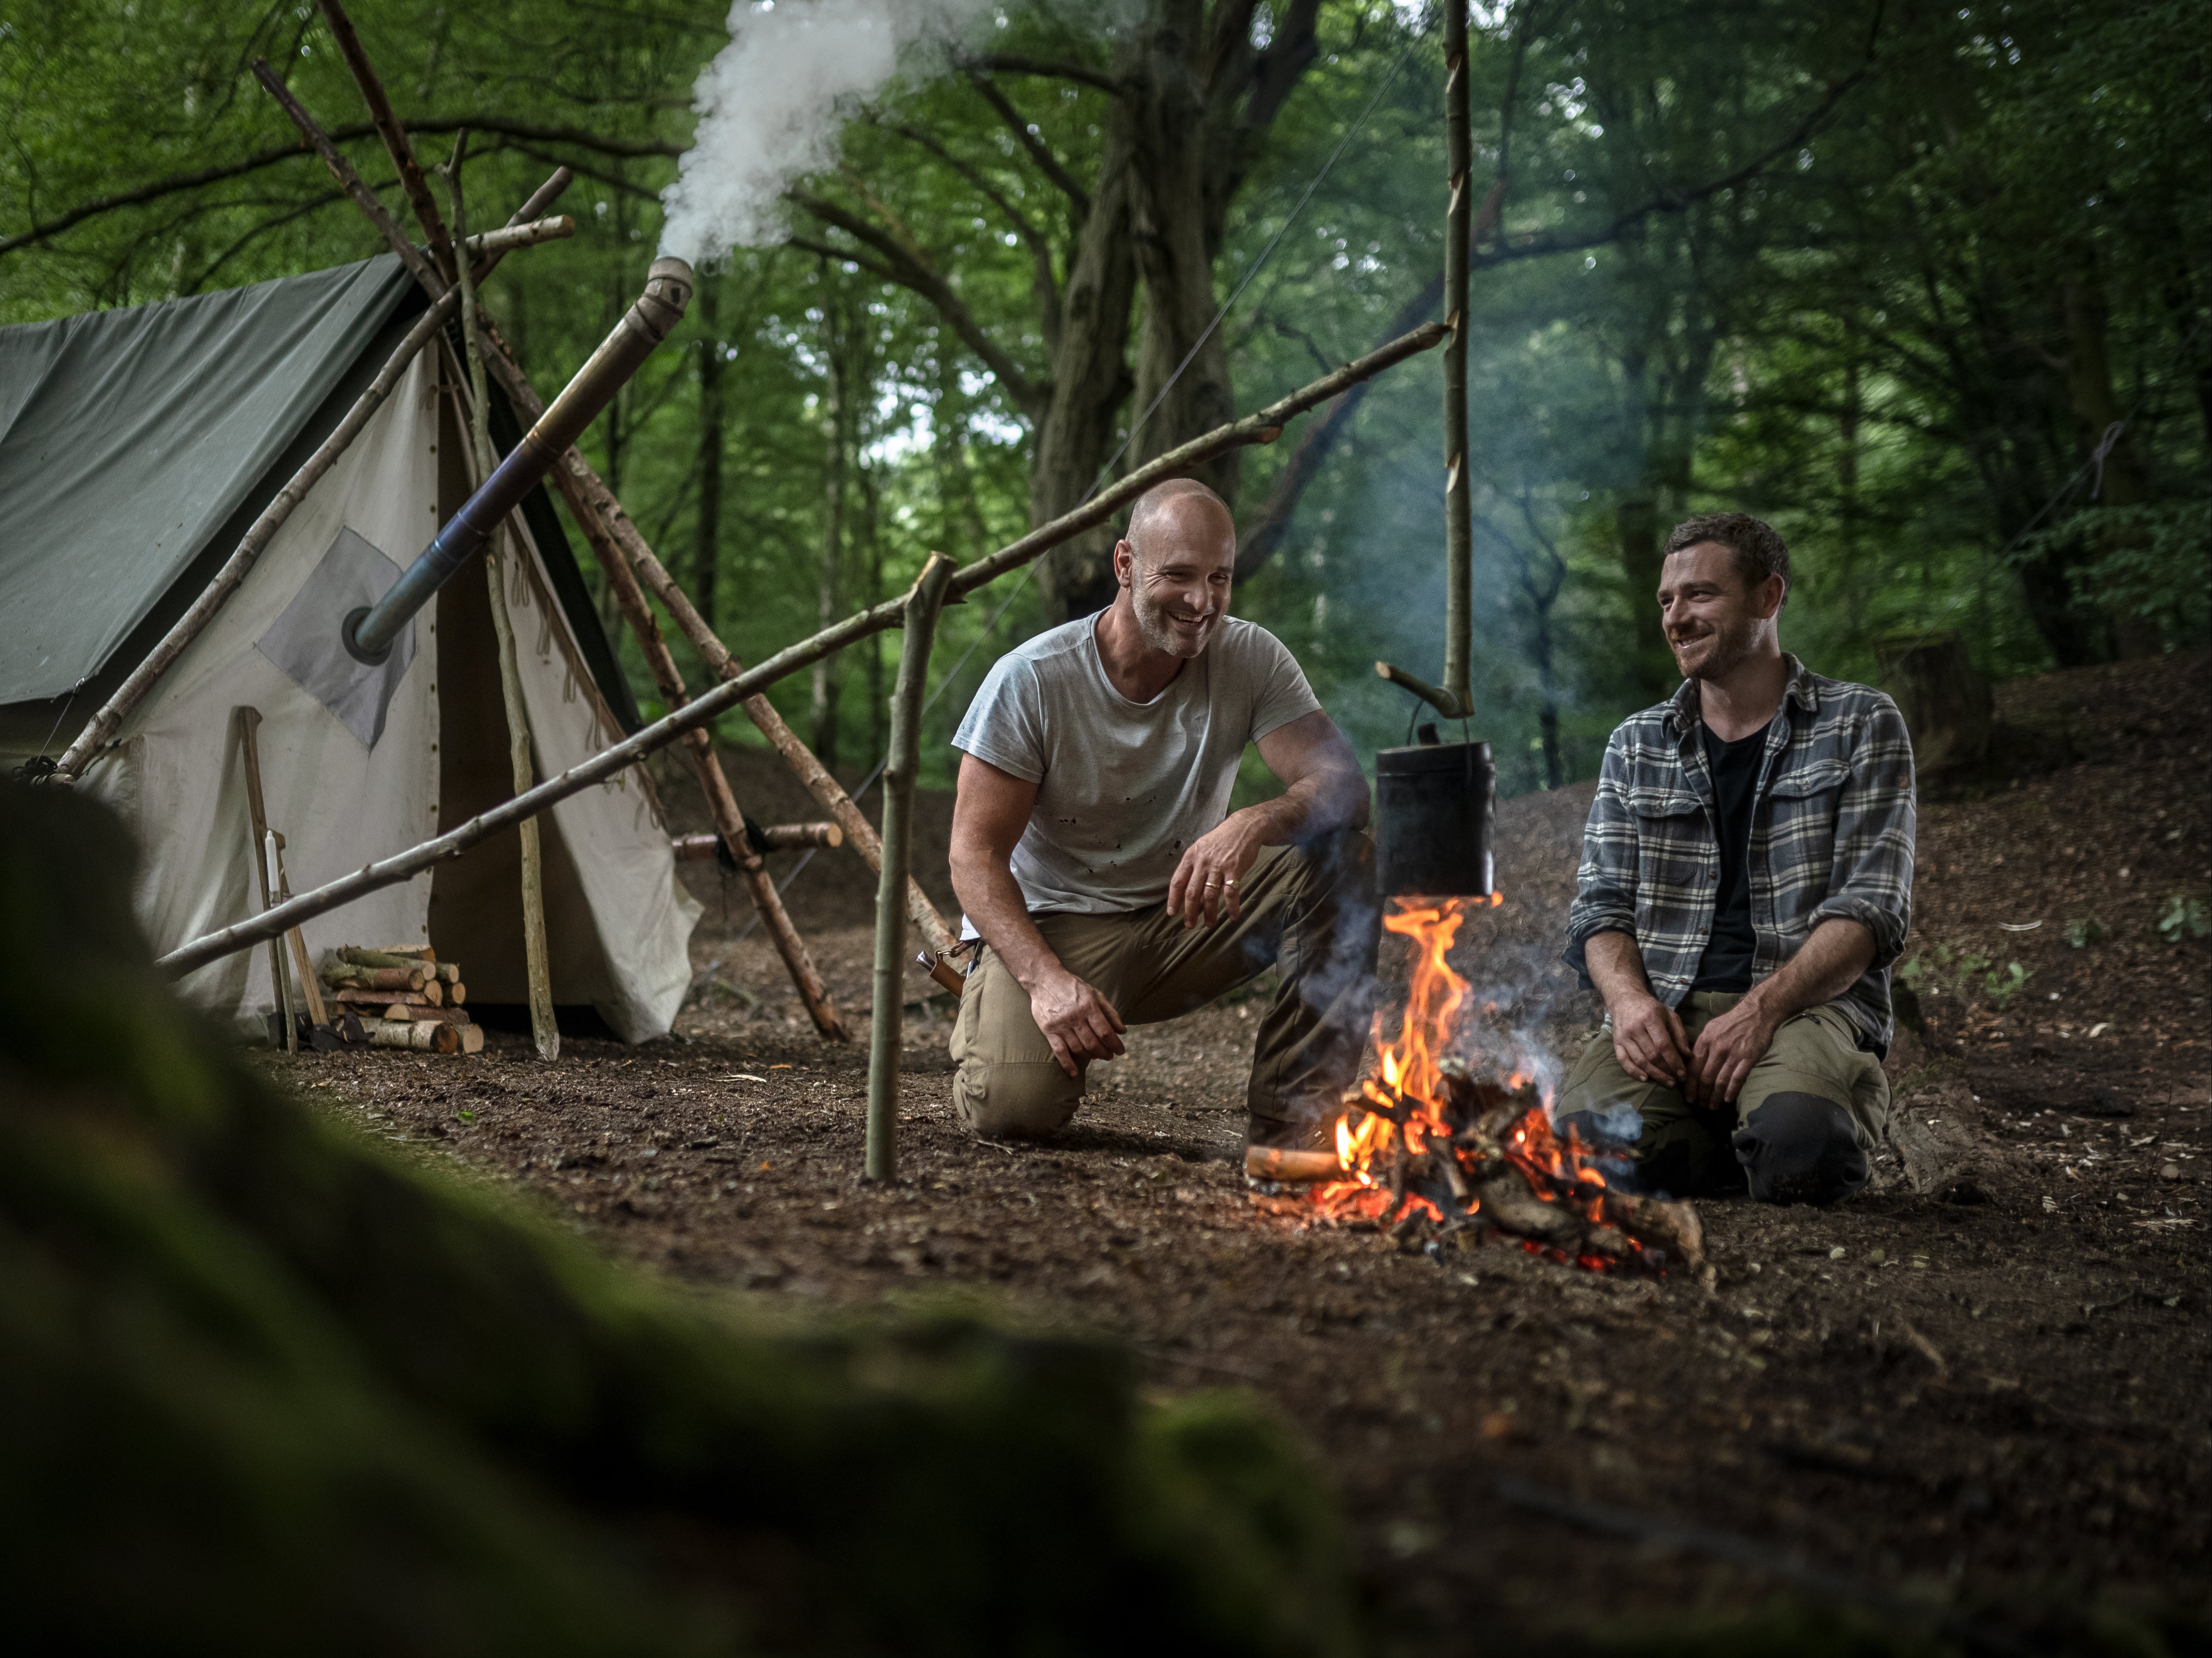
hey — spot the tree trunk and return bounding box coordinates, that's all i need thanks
[2061,270,2160,659]
[1031,68,1140,620]
[861,453,885,761]
[1125,4,1241,513]
[811,296,848,765]
[693,273,725,633]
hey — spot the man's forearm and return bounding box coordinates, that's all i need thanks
[949,850,1063,990]
[1583,928,1658,1013]
[1746,917,1875,1022]
[1238,762,1367,844]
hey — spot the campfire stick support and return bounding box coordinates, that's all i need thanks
[152,326,1445,980]
[1374,0,1474,721]
[868,555,955,1183]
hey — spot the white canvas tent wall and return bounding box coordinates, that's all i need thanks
[0,254,699,1040]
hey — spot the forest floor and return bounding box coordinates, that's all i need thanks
[267,653,2210,1653]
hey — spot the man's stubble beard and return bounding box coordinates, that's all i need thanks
[1670,608,1761,682]
[1131,578,1218,659]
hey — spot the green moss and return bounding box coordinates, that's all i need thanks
[0,785,1356,1655]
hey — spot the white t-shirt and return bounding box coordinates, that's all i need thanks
[951,613,1321,921]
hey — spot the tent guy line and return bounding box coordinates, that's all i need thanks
[150,317,1447,981]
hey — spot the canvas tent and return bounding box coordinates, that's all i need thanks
[0,253,699,1040]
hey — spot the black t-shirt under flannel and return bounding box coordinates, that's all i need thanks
[1691,717,1774,993]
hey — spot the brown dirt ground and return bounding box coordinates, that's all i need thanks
[261,654,2211,1652]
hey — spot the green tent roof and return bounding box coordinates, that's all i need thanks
[0,256,415,704]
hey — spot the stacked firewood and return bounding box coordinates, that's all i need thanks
[320,946,483,1055]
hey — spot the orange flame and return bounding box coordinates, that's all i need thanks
[1306,891,1638,1273]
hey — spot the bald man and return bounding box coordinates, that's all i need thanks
[947,478,1377,1161]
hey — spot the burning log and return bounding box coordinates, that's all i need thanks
[1282,899,1705,1277]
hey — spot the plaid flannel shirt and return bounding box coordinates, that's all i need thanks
[1564,656,1917,1054]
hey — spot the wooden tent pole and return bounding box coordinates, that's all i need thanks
[153,320,1447,982]
[277,30,950,969]
[232,708,293,1040]
[316,0,460,282]
[572,471,961,967]
[49,169,570,784]
[867,554,954,1183]
[576,488,851,1040]
[282,57,848,1040]
[444,141,558,1062]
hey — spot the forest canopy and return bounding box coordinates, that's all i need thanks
[4,0,2205,797]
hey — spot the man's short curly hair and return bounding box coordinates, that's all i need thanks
[1665,512,1790,602]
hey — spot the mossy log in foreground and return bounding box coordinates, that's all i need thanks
[0,786,1356,1657]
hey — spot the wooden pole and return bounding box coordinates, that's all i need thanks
[1440,0,1473,717]
[233,707,293,1042]
[50,170,569,783]
[269,836,331,1028]
[868,553,954,1183]
[315,0,460,282]
[1374,0,1474,723]
[573,471,850,1040]
[276,57,847,1041]
[153,324,1448,981]
[444,139,557,1062]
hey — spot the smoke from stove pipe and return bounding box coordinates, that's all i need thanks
[344,256,695,664]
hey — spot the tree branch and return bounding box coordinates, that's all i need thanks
[788,190,1045,417]
[957,50,1125,96]
[870,117,1061,351]
[0,114,675,258]
[965,72,1091,220]
[1235,68,1875,577]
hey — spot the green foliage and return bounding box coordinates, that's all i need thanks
[1,0,2205,795]
[2065,916,2107,949]
[0,783,1358,1655]
[1898,945,2032,1010]
[2156,893,2212,944]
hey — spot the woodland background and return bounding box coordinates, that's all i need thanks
[4,0,2206,801]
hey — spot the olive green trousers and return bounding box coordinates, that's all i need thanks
[949,830,1377,1147]
[1551,993,1889,1204]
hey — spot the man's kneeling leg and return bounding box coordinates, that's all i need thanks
[1726,1005,1885,1204]
[948,942,1085,1139]
[1731,1093,1868,1205]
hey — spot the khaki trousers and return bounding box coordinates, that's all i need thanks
[950,830,1378,1147]
[1551,993,1890,1204]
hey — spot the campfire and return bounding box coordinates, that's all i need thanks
[1273,899,1704,1276]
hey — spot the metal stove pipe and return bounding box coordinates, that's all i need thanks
[344,255,694,663]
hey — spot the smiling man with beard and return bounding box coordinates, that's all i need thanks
[1556,513,1917,1205]
[947,478,1375,1165]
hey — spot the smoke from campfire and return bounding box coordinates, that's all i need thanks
[660,0,993,264]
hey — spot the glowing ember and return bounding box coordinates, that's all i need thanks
[1301,897,1702,1276]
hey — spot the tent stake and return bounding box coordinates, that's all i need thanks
[152,319,1446,981]
[48,167,571,784]
[868,554,954,1183]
